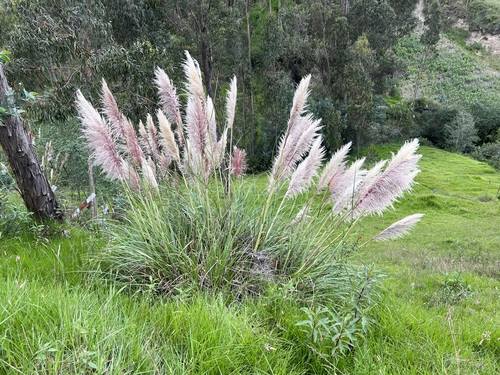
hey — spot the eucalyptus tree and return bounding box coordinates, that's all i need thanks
[5,0,113,121]
[0,62,62,220]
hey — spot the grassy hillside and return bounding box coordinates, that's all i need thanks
[396,33,500,107]
[354,145,500,373]
[0,145,499,373]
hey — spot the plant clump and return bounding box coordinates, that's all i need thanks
[77,51,423,303]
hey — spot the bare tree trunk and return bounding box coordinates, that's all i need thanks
[0,65,62,221]
[342,0,350,15]
[200,40,214,99]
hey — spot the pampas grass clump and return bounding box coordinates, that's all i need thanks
[78,52,422,302]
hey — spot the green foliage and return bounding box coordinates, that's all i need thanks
[396,31,500,109]
[467,0,500,34]
[444,109,479,153]
[470,102,500,144]
[472,141,500,170]
[342,35,375,151]
[394,22,500,166]
[296,266,384,369]
[351,145,500,373]
[0,190,36,237]
[0,49,10,64]
[421,0,443,50]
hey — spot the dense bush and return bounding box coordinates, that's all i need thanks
[472,142,500,170]
[470,102,500,145]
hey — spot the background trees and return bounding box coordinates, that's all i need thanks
[1,0,421,172]
[1,0,498,211]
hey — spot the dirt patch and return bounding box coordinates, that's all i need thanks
[415,0,500,56]
[455,18,500,56]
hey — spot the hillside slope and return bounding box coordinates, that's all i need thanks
[354,144,500,374]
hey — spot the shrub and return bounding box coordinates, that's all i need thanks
[78,52,423,361]
[472,142,500,170]
[444,109,479,153]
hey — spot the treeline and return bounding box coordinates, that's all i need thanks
[0,0,498,184]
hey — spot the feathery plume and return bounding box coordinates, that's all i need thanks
[331,158,366,215]
[101,79,123,139]
[317,142,352,190]
[353,139,421,217]
[184,139,203,176]
[183,51,205,100]
[146,114,160,158]
[121,116,144,166]
[157,110,180,163]
[230,146,247,178]
[138,120,150,164]
[121,160,140,190]
[76,90,123,180]
[372,214,424,242]
[271,116,322,185]
[269,76,314,186]
[288,74,311,134]
[142,158,159,191]
[154,67,183,128]
[286,136,325,198]
[205,95,218,157]
[226,76,237,129]
[185,95,208,159]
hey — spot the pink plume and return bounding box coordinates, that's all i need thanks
[331,158,366,215]
[230,146,247,178]
[317,142,352,190]
[121,116,144,167]
[157,110,180,163]
[185,95,208,159]
[76,90,123,180]
[183,51,205,100]
[154,67,183,129]
[354,139,421,217]
[286,136,325,198]
[101,79,124,139]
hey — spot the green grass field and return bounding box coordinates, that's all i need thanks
[1,145,499,374]
[353,146,500,374]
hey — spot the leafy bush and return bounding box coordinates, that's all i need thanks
[470,102,500,144]
[0,190,35,237]
[444,109,479,153]
[472,142,500,170]
[414,100,458,148]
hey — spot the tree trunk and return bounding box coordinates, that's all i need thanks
[0,65,62,221]
[200,40,214,99]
